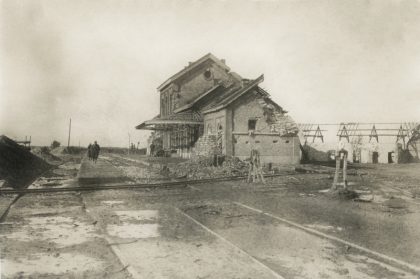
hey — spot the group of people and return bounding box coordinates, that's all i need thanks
[87,141,100,162]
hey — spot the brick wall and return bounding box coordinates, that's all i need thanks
[233,134,300,164]
[230,91,301,164]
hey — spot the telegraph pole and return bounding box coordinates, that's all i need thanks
[128,132,131,155]
[67,118,72,148]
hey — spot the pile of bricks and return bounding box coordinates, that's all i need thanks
[192,134,221,158]
[169,155,248,180]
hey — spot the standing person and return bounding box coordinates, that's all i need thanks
[87,143,93,160]
[150,142,155,157]
[93,141,100,163]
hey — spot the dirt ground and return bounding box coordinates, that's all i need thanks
[1,154,420,278]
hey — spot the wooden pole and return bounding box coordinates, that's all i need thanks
[67,118,71,148]
[128,133,131,155]
[332,153,340,190]
[343,152,348,189]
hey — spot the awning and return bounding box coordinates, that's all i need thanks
[136,112,203,130]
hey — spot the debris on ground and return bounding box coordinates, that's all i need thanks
[383,197,407,209]
[324,188,360,200]
[355,195,374,202]
[31,147,62,165]
[295,164,362,176]
[168,156,248,180]
[184,204,223,216]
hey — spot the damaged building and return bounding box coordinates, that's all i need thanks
[136,53,300,164]
[299,122,420,164]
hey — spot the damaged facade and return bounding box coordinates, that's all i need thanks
[299,122,420,164]
[136,53,300,164]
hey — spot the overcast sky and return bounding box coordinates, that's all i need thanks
[1,0,420,147]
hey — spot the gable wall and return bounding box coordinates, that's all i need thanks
[230,91,300,164]
[159,60,231,116]
[231,91,272,133]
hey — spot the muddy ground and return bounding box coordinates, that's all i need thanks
[1,154,420,278]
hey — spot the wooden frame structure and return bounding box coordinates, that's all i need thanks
[298,124,325,143]
[298,122,419,147]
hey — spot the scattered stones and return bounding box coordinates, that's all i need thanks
[169,156,248,180]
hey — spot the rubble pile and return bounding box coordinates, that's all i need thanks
[0,135,51,188]
[31,146,62,165]
[50,146,86,156]
[170,156,248,180]
[192,135,221,157]
[118,165,168,182]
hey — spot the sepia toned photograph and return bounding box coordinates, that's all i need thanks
[1,0,420,278]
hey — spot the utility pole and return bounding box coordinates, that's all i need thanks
[67,118,72,148]
[128,133,131,155]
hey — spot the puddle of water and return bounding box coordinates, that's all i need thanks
[272,226,414,278]
[16,206,82,216]
[98,156,111,160]
[345,254,415,278]
[59,163,79,170]
[115,210,158,221]
[222,222,412,279]
[1,253,103,277]
[1,216,96,247]
[107,223,159,239]
[101,200,125,206]
[319,189,330,193]
[372,195,388,203]
[29,178,75,189]
[306,223,343,232]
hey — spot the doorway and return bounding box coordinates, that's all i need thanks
[372,152,379,164]
[388,152,394,164]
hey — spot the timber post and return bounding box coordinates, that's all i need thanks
[331,150,348,190]
[247,149,265,184]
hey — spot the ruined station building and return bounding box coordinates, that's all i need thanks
[136,53,300,164]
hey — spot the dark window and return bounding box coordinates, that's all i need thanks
[204,69,212,80]
[248,119,257,131]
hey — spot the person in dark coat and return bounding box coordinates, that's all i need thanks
[150,143,155,157]
[92,141,100,163]
[87,143,93,160]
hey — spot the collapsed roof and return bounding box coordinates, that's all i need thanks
[137,53,299,136]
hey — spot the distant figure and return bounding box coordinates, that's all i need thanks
[150,143,155,157]
[331,139,351,190]
[92,141,100,163]
[87,143,93,160]
[247,149,265,184]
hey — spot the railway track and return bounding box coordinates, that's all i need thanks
[0,173,295,195]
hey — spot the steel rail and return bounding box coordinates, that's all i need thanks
[0,173,295,195]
